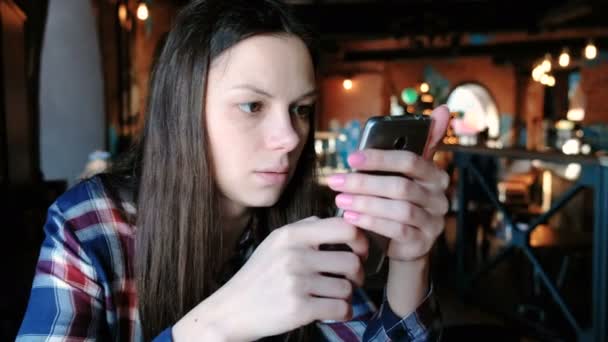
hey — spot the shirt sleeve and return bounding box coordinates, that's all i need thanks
[17,203,107,341]
[153,327,174,342]
[316,285,441,341]
[16,202,172,341]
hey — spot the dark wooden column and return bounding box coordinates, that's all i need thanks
[1,0,32,184]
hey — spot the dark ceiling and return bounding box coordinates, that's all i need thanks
[165,0,607,39]
[286,0,608,39]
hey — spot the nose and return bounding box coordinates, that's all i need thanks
[265,110,302,152]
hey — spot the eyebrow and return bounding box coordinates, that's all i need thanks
[231,84,318,101]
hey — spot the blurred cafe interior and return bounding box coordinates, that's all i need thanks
[1,0,608,340]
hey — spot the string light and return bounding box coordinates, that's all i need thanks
[540,74,550,85]
[559,48,570,67]
[585,40,598,60]
[532,64,544,81]
[343,79,353,90]
[541,54,552,72]
[540,74,555,87]
[136,2,149,21]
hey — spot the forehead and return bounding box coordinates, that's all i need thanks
[208,34,315,95]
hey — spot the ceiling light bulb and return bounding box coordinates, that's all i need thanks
[420,82,430,93]
[343,79,353,90]
[559,49,570,67]
[585,41,598,60]
[137,2,149,21]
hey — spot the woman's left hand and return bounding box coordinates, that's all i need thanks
[327,106,451,262]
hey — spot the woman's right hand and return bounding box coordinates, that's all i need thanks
[173,216,369,342]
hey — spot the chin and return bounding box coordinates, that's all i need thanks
[242,190,283,208]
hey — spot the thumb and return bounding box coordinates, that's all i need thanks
[423,105,451,160]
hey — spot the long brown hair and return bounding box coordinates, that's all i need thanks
[101,0,324,340]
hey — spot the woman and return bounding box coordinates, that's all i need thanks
[18,0,450,341]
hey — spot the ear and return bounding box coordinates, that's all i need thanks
[423,105,451,160]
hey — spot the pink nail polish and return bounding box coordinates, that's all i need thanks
[327,174,346,188]
[344,211,359,222]
[348,152,366,168]
[335,194,353,207]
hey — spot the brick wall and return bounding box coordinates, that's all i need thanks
[581,62,608,124]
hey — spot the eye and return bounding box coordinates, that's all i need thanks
[290,103,315,118]
[238,102,263,113]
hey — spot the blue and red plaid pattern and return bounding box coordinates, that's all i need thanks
[17,176,441,341]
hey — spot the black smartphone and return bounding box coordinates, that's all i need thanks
[321,114,432,276]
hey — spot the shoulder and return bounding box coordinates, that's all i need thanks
[49,176,135,245]
[55,176,131,214]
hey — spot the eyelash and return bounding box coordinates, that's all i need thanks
[238,102,263,113]
[290,103,315,119]
[237,102,315,119]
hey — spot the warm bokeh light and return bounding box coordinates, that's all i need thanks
[559,50,570,67]
[136,3,149,21]
[118,4,128,24]
[564,163,582,180]
[540,74,555,87]
[541,55,552,73]
[562,139,580,155]
[567,108,585,121]
[343,79,353,90]
[540,74,550,85]
[532,65,543,81]
[420,82,430,93]
[585,41,598,60]
[421,94,434,103]
[581,144,591,155]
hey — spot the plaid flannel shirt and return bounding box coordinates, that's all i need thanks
[17,177,441,341]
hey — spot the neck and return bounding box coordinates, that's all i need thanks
[221,197,252,252]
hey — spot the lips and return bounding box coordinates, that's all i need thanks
[255,165,290,185]
[257,166,289,174]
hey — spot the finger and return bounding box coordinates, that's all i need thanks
[300,250,365,287]
[302,274,354,300]
[423,105,451,160]
[417,169,451,193]
[286,218,368,256]
[347,149,449,190]
[341,211,424,243]
[336,194,434,228]
[328,173,442,210]
[306,297,352,323]
[342,212,439,261]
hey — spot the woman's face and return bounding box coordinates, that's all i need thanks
[205,34,315,214]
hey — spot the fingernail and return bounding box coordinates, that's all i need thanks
[327,174,346,188]
[343,211,359,222]
[335,194,353,208]
[348,152,366,168]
